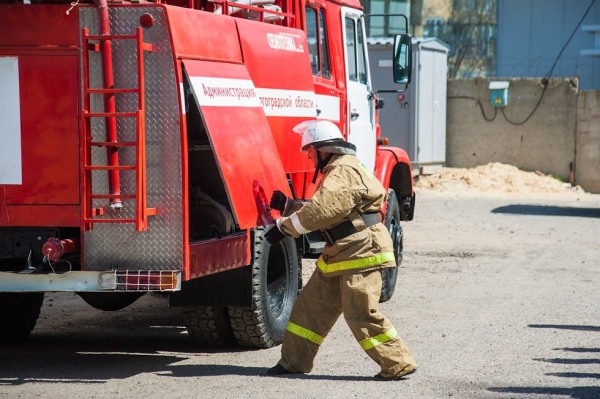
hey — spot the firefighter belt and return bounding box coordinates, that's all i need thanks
[278,268,418,378]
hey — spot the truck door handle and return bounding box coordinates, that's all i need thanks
[351,112,359,120]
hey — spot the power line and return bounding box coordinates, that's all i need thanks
[447,96,497,122]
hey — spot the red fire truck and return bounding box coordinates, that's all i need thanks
[0,0,414,348]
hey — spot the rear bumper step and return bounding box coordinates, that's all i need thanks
[0,270,181,292]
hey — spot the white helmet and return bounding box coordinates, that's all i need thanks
[293,120,356,154]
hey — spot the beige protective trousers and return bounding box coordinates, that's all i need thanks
[279,268,418,378]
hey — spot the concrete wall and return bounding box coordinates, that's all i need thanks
[577,92,600,193]
[446,78,579,181]
[446,78,600,193]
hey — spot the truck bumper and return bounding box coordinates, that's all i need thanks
[0,270,181,292]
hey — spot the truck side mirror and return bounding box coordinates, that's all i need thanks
[393,34,412,84]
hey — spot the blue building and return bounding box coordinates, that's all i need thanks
[364,0,600,87]
[497,0,600,90]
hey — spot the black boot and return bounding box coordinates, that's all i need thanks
[374,368,417,381]
[266,364,292,376]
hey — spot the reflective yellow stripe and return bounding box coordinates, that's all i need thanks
[359,327,398,351]
[316,252,395,274]
[286,322,325,345]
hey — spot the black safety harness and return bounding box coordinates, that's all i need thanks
[321,212,381,245]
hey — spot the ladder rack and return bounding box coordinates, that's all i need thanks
[81,27,156,232]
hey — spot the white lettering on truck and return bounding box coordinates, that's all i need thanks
[266,33,304,53]
[188,76,337,118]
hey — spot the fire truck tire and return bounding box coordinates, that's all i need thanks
[380,189,403,303]
[228,227,299,348]
[182,306,235,347]
[0,292,44,341]
[77,292,144,311]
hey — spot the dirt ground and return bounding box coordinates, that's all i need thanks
[1,164,599,399]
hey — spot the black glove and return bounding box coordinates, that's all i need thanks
[269,190,289,213]
[264,225,286,245]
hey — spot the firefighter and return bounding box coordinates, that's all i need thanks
[264,120,418,381]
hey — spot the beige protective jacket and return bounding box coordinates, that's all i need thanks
[278,154,395,277]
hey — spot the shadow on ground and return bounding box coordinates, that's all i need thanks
[554,348,600,353]
[0,339,373,385]
[488,386,600,399]
[529,324,600,332]
[547,372,600,379]
[490,324,600,398]
[0,334,255,385]
[491,205,600,218]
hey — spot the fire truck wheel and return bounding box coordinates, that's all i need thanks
[77,292,144,311]
[0,292,44,341]
[380,189,403,303]
[182,306,235,347]
[228,227,299,348]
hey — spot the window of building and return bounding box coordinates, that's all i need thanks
[364,0,409,37]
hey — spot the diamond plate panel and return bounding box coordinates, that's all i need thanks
[81,8,183,271]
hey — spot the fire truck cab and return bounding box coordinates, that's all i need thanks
[0,0,414,347]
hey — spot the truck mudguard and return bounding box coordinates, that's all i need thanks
[375,146,414,205]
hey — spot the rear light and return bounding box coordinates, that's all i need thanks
[98,271,179,291]
[377,137,389,146]
[117,271,178,291]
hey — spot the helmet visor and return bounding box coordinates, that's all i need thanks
[293,120,319,152]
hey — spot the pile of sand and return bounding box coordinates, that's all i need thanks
[415,162,583,194]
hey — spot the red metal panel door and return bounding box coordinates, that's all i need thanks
[5,54,80,205]
[183,60,291,229]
